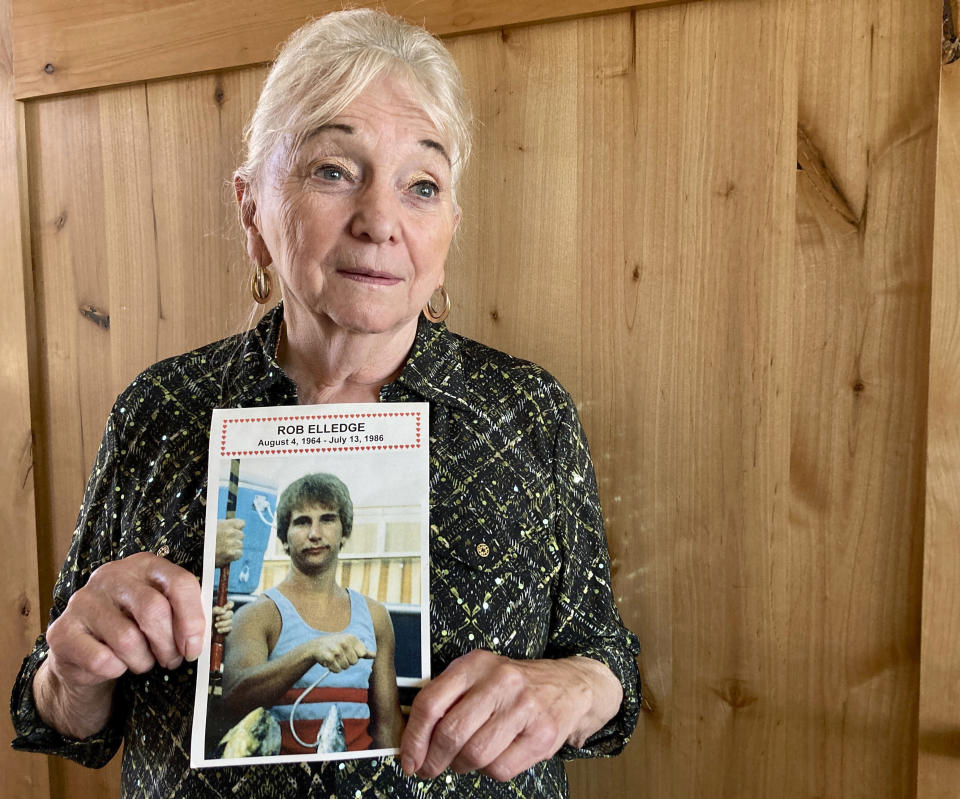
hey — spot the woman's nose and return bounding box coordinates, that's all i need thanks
[350,182,399,244]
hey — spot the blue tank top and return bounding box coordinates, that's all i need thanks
[264,587,377,751]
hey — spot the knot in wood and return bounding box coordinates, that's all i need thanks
[713,678,759,710]
[79,304,110,329]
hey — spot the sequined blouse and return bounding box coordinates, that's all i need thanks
[11,305,641,798]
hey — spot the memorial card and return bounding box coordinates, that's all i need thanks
[191,403,430,767]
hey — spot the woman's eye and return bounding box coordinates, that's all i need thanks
[412,180,440,199]
[315,164,346,181]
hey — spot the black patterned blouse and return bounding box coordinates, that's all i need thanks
[11,305,641,798]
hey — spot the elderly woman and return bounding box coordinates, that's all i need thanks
[11,9,640,798]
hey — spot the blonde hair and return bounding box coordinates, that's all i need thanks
[236,8,472,208]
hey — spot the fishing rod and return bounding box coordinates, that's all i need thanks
[209,458,240,696]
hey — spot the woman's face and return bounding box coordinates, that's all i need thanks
[244,75,460,337]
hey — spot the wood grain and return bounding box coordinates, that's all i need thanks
[0,0,50,791]
[24,86,126,799]
[450,1,797,792]
[445,18,583,392]
[794,1,939,795]
[11,0,946,797]
[917,55,960,798]
[567,1,797,794]
[10,0,691,99]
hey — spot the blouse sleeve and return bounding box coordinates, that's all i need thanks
[10,409,128,767]
[544,389,642,760]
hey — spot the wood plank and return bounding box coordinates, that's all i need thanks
[97,86,162,394]
[444,16,583,393]
[11,0,693,100]
[0,0,51,790]
[794,0,939,796]
[571,1,797,794]
[24,85,127,799]
[144,70,269,358]
[27,90,121,606]
[917,55,960,798]
[448,2,797,793]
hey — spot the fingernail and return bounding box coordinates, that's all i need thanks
[185,636,203,661]
[401,756,415,775]
[166,655,184,670]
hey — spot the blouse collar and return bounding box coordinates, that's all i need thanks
[232,304,472,412]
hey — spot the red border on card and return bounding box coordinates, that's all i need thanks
[219,411,423,456]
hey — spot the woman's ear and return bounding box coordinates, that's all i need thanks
[234,175,272,267]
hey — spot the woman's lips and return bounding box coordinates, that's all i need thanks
[337,269,401,285]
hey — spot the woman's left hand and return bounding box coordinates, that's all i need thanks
[398,649,622,782]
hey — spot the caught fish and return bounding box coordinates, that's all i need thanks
[315,704,346,753]
[218,707,282,758]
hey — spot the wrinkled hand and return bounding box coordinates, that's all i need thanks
[212,600,235,635]
[309,632,374,673]
[399,649,620,782]
[36,552,206,738]
[215,518,245,568]
[46,552,205,682]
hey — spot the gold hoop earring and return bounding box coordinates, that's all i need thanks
[251,263,273,304]
[424,285,450,323]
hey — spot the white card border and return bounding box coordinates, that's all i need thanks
[190,402,430,768]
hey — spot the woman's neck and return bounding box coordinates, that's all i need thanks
[277,307,419,404]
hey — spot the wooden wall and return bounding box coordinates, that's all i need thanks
[0,0,48,795]
[918,0,960,793]
[2,0,953,797]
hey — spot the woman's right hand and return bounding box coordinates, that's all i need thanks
[308,632,374,673]
[34,552,206,738]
